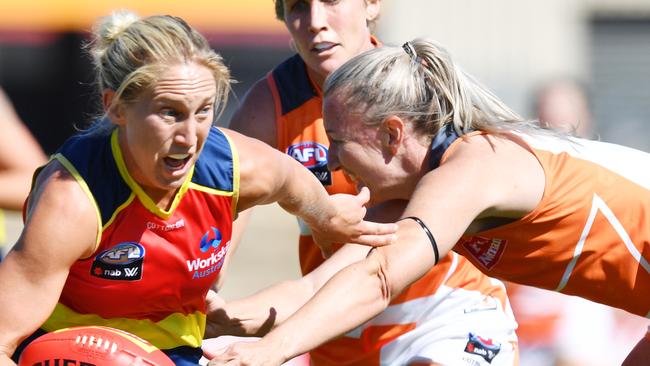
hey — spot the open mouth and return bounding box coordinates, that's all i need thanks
[163,153,191,173]
[312,42,338,54]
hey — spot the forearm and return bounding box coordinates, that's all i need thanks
[273,157,333,228]
[257,252,391,361]
[206,279,314,338]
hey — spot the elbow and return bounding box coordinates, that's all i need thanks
[366,248,393,309]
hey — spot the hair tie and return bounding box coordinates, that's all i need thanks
[402,41,423,65]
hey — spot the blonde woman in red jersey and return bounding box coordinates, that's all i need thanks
[207,39,650,366]
[0,11,396,366]
[212,1,520,365]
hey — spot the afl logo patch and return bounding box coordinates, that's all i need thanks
[287,142,328,168]
[91,242,144,281]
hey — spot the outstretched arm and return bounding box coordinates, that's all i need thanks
[205,243,371,339]
[223,128,397,250]
[205,200,407,342]
[206,134,542,365]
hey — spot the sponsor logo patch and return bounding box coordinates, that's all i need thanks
[287,142,332,185]
[91,242,144,281]
[459,236,507,270]
[187,227,229,280]
[200,227,222,253]
[464,333,501,363]
[146,218,185,232]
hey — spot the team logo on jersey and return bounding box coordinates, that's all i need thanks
[91,242,144,281]
[459,236,507,270]
[287,142,328,168]
[187,227,229,280]
[464,333,501,363]
[200,227,222,252]
[287,142,332,185]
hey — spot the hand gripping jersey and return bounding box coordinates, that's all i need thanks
[29,127,238,362]
[434,126,650,318]
[268,54,518,365]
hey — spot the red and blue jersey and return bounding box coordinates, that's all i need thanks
[39,127,239,352]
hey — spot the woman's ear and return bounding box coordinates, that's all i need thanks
[102,90,125,126]
[380,116,404,156]
[365,0,380,23]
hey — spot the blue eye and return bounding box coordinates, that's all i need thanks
[161,109,178,118]
[198,105,212,115]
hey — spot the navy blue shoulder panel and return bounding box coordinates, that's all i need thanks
[192,127,234,192]
[56,132,131,226]
[271,54,318,115]
[429,124,463,170]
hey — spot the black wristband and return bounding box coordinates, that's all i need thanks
[399,216,440,265]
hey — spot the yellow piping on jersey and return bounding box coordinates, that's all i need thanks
[187,182,234,197]
[102,193,136,232]
[111,131,193,220]
[219,128,240,217]
[53,153,103,252]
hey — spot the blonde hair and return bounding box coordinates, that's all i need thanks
[324,38,541,138]
[87,10,231,132]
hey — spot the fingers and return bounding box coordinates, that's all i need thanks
[346,221,398,246]
[355,186,371,204]
[203,345,228,359]
[359,221,398,235]
[349,233,397,247]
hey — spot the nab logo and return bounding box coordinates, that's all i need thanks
[287,142,328,168]
[464,333,501,363]
[91,242,145,281]
[200,227,222,252]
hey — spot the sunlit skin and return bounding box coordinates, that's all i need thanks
[323,94,428,206]
[107,63,217,208]
[283,0,379,87]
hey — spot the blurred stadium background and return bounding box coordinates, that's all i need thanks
[1,1,649,363]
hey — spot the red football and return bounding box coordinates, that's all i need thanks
[18,326,174,366]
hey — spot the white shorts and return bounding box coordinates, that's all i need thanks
[344,281,518,365]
